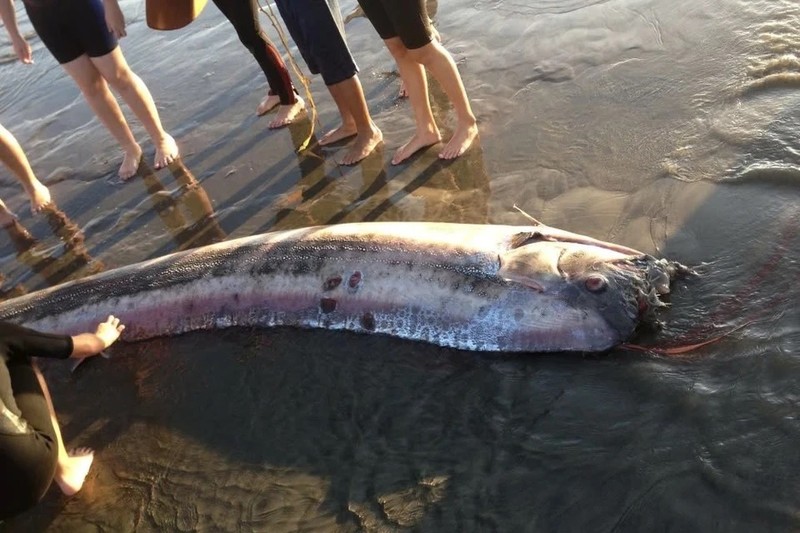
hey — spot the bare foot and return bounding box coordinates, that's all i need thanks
[340,124,383,165]
[27,180,51,213]
[319,123,357,146]
[119,145,143,180]
[54,447,95,496]
[391,129,442,165]
[257,93,280,116]
[398,79,409,99]
[154,134,179,170]
[439,121,479,160]
[269,96,306,129]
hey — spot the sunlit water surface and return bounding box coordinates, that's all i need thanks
[1,0,798,530]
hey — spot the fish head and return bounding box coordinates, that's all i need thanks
[499,233,690,349]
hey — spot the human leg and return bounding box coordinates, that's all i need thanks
[0,358,58,519]
[405,41,478,159]
[0,124,51,212]
[281,0,381,162]
[363,0,476,159]
[398,23,440,97]
[357,0,440,163]
[61,54,143,179]
[29,365,93,496]
[383,37,441,164]
[325,76,383,165]
[90,48,178,171]
[212,0,305,125]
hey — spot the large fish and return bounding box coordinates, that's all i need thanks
[0,221,689,353]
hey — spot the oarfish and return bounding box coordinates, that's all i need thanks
[0,222,689,353]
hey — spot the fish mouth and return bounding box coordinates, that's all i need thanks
[606,255,694,324]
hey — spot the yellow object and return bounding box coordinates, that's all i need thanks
[146,0,209,30]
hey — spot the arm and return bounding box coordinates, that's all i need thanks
[0,0,32,64]
[102,0,127,38]
[0,315,125,360]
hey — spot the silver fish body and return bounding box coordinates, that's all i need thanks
[0,222,688,353]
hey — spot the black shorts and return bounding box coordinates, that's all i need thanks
[24,0,118,64]
[357,0,433,50]
[274,0,358,86]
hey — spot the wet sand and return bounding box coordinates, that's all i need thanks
[1,0,799,530]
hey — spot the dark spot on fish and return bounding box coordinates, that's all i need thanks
[348,271,362,290]
[323,275,342,291]
[320,298,337,314]
[514,309,525,321]
[361,312,376,331]
[233,293,240,303]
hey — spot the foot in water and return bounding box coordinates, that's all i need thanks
[257,93,280,116]
[119,145,143,180]
[54,447,95,496]
[153,134,179,170]
[391,129,441,165]
[319,123,358,146]
[340,125,383,166]
[438,121,479,160]
[269,97,306,129]
[28,180,52,213]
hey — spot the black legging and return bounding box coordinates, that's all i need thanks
[0,358,58,519]
[212,0,297,105]
[0,322,72,520]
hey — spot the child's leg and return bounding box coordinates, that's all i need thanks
[383,37,441,165]
[61,54,143,179]
[90,48,178,171]
[325,75,383,165]
[212,0,305,126]
[405,41,478,159]
[398,18,440,97]
[0,124,51,212]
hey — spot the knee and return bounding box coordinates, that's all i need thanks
[235,31,261,52]
[406,42,438,65]
[78,74,108,100]
[384,38,409,62]
[103,67,135,92]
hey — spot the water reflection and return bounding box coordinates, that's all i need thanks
[0,204,104,299]
[139,159,227,255]
[261,73,492,230]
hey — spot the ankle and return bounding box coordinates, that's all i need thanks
[124,143,142,156]
[459,115,478,128]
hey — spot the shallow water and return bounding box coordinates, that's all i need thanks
[1,0,799,530]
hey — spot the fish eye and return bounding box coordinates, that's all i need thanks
[585,275,607,293]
